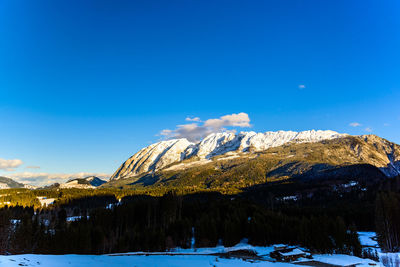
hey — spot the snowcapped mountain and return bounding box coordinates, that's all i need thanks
[111,130,347,180]
[86,176,108,187]
[60,176,107,189]
[0,176,24,189]
[0,176,34,189]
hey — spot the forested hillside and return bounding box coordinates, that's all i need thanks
[1,175,399,255]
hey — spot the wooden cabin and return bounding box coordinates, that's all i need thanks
[270,247,310,262]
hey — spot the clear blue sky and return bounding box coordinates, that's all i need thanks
[0,0,399,184]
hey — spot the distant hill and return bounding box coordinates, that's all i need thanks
[60,176,107,189]
[0,176,26,189]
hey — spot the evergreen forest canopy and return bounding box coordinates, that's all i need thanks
[1,174,400,255]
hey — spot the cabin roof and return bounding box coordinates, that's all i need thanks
[279,248,306,257]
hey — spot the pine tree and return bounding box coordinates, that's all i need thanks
[375,192,400,252]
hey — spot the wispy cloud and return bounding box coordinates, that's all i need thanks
[365,127,373,132]
[160,112,251,142]
[8,172,110,187]
[185,117,201,122]
[298,84,306,89]
[349,122,362,127]
[383,123,390,127]
[160,129,173,136]
[0,158,23,171]
[25,165,41,169]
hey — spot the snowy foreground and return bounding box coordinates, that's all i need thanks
[2,233,398,267]
[0,242,383,267]
[0,252,380,267]
[1,254,286,267]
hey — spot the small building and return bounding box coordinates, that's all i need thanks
[270,247,310,262]
[273,244,288,251]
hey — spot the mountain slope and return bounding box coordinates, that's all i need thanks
[111,130,347,180]
[60,176,107,189]
[106,133,400,191]
[0,176,26,189]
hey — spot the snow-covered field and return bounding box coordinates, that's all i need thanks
[0,241,382,267]
[0,254,285,267]
[36,196,55,206]
[358,232,400,267]
[0,233,393,267]
[0,253,381,267]
[358,231,379,248]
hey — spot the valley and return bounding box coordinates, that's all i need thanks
[1,131,400,266]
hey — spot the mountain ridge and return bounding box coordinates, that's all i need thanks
[106,132,400,191]
[111,130,348,180]
[60,176,107,189]
[0,176,32,189]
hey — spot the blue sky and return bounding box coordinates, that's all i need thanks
[0,0,399,185]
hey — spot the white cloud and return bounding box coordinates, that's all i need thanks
[349,122,362,127]
[25,165,41,169]
[204,112,251,129]
[298,84,306,89]
[384,123,390,127]
[173,123,212,142]
[8,172,110,187]
[0,158,23,170]
[365,127,373,132]
[160,129,173,136]
[185,117,201,122]
[159,112,251,142]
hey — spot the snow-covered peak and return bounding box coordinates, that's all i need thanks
[111,138,195,179]
[60,176,107,188]
[196,132,240,158]
[238,130,345,152]
[111,130,347,180]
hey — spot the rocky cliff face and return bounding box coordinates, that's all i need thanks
[358,135,400,177]
[111,130,348,180]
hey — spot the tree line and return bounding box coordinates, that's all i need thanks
[375,175,400,252]
[1,192,362,255]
